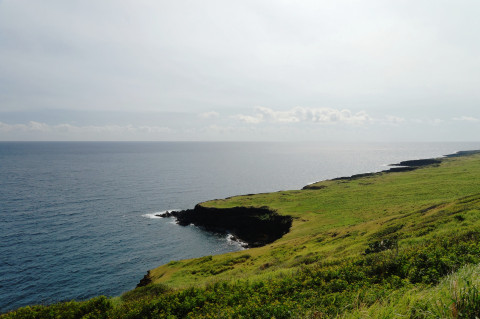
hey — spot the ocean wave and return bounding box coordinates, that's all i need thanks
[226,234,247,249]
[142,210,179,219]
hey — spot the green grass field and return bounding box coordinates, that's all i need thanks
[4,153,480,318]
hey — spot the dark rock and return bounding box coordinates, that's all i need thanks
[445,150,480,158]
[390,159,441,167]
[387,166,418,173]
[303,155,458,189]
[136,270,152,288]
[168,205,292,248]
[156,211,172,218]
[332,172,378,181]
[302,184,327,190]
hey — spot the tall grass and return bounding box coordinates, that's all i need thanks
[430,264,480,318]
[339,263,480,319]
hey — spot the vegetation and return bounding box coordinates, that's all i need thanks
[3,153,480,318]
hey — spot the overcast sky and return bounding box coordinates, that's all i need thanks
[1,0,479,141]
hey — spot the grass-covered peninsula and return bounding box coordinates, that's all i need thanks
[4,151,480,318]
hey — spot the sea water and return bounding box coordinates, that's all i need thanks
[1,141,479,312]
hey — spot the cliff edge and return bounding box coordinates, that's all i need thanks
[159,205,292,248]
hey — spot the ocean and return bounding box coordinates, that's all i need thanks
[1,141,479,312]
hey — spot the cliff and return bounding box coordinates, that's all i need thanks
[159,205,292,248]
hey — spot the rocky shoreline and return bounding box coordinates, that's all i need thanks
[139,150,480,288]
[158,205,292,248]
[304,155,449,188]
[157,151,480,249]
[159,151,480,247]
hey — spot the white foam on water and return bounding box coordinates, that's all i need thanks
[141,210,179,219]
[226,234,247,249]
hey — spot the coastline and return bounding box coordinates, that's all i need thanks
[5,148,480,316]
[157,150,480,250]
[157,205,292,248]
[138,149,480,289]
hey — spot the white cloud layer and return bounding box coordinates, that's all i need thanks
[1,1,480,141]
[0,121,171,140]
[198,111,220,119]
[1,0,480,116]
[235,106,373,125]
[453,116,480,123]
[1,112,479,142]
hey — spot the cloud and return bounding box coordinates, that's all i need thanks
[235,114,265,124]
[205,125,235,133]
[198,111,220,119]
[2,0,480,145]
[235,106,373,125]
[0,121,171,139]
[0,121,51,132]
[453,116,480,123]
[382,116,405,125]
[410,118,445,126]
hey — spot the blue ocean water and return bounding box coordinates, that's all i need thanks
[1,141,479,312]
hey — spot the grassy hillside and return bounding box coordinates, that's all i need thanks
[3,152,480,318]
[148,153,480,288]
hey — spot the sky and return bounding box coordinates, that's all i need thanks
[0,0,479,141]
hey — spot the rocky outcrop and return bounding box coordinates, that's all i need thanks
[303,157,444,189]
[446,150,480,158]
[390,159,441,167]
[331,172,378,181]
[136,270,152,288]
[159,205,292,248]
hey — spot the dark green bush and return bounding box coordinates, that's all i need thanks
[121,283,171,302]
[2,296,112,319]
